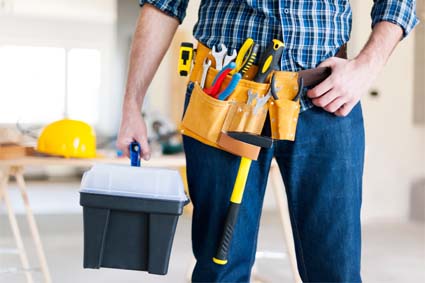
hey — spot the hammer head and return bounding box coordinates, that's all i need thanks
[227,132,273,149]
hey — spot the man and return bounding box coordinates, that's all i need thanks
[117,1,418,282]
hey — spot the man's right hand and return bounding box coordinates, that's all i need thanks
[115,4,179,160]
[116,106,151,160]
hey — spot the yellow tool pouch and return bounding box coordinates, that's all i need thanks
[180,43,301,153]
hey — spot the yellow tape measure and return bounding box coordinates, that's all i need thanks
[178,42,194,76]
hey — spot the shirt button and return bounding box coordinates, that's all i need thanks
[284,8,289,14]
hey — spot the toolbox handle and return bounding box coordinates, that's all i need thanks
[129,142,141,167]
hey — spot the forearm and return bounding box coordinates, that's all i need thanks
[123,3,179,114]
[354,21,403,75]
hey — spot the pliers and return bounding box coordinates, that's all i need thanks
[268,73,304,102]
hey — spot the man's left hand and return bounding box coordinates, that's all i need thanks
[307,57,377,117]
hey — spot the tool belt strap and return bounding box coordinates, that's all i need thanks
[190,42,348,88]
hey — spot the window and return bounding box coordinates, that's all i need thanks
[0,45,101,124]
[0,46,66,123]
[67,48,101,123]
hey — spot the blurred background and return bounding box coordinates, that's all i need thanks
[0,0,424,282]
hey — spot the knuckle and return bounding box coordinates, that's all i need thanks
[318,100,327,107]
[327,106,336,113]
[324,104,333,112]
[312,99,320,107]
[308,89,317,97]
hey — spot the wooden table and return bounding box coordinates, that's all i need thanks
[0,155,300,283]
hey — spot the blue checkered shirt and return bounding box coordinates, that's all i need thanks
[139,0,418,111]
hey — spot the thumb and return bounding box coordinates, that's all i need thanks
[317,57,336,68]
[135,134,151,161]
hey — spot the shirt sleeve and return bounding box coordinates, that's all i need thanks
[371,0,419,38]
[139,0,189,24]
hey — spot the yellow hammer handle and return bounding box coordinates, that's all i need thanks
[230,157,252,204]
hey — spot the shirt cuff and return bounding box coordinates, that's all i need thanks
[139,0,189,24]
[371,0,420,38]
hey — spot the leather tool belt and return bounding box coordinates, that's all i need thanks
[180,42,347,158]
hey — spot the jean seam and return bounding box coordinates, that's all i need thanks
[247,207,263,274]
[288,206,309,282]
[247,153,274,276]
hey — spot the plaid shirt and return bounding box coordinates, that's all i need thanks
[139,0,418,111]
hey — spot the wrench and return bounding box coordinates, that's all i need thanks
[200,58,212,88]
[253,74,280,114]
[253,93,271,115]
[247,89,258,105]
[212,43,228,71]
[223,49,237,68]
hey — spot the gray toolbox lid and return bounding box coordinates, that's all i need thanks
[80,164,188,202]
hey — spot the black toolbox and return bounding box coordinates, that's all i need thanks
[79,164,189,275]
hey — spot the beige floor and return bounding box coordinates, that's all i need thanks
[0,212,424,283]
[0,180,424,282]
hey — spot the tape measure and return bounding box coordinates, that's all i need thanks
[178,42,194,77]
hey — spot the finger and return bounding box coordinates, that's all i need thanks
[135,134,151,161]
[323,96,347,113]
[334,100,357,117]
[307,76,334,98]
[317,57,337,68]
[312,89,340,108]
[116,138,131,158]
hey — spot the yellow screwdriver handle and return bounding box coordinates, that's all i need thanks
[231,38,254,75]
[254,39,285,83]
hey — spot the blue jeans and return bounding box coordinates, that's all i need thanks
[182,83,365,282]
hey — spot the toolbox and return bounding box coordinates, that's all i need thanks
[79,147,189,275]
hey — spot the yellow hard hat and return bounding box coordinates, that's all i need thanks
[37,119,96,158]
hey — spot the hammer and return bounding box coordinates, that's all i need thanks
[213,131,273,265]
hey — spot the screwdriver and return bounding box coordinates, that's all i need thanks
[254,39,285,83]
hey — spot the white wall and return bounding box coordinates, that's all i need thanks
[0,0,117,135]
[2,0,116,22]
[350,1,425,222]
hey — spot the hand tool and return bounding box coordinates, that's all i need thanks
[213,132,273,265]
[204,62,236,97]
[178,42,194,76]
[247,89,258,105]
[254,39,285,83]
[217,73,242,100]
[211,62,236,86]
[253,73,280,114]
[293,77,304,101]
[212,43,228,71]
[253,93,271,115]
[200,58,212,88]
[223,49,237,67]
[231,38,259,75]
[239,43,259,76]
[129,141,141,166]
[269,73,280,100]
